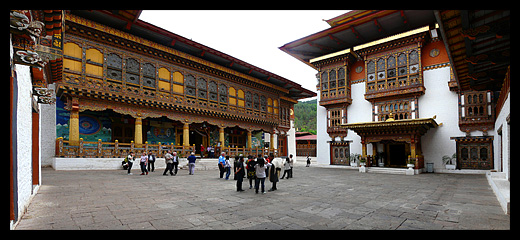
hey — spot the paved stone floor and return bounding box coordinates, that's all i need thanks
[15,164,509,230]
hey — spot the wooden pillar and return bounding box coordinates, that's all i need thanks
[183,122,190,146]
[270,131,275,150]
[134,117,143,145]
[69,108,80,146]
[69,97,80,146]
[247,130,252,149]
[361,138,367,158]
[219,126,225,146]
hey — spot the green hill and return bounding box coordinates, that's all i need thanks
[294,99,317,134]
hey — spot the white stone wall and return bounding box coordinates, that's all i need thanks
[494,91,510,180]
[316,91,330,165]
[287,119,296,157]
[39,83,56,168]
[14,64,35,220]
[346,82,373,156]
[419,66,466,171]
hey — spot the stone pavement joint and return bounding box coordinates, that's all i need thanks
[14,165,510,230]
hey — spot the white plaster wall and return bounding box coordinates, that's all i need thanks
[14,64,34,220]
[287,119,296,157]
[419,66,467,171]
[346,82,373,155]
[316,92,330,164]
[494,91,510,179]
[40,84,56,167]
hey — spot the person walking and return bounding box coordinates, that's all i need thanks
[126,152,135,175]
[171,151,180,175]
[139,152,148,175]
[246,155,256,189]
[235,156,245,192]
[218,152,226,178]
[224,156,231,180]
[306,155,311,167]
[281,157,291,179]
[187,152,197,175]
[163,150,174,176]
[147,151,156,172]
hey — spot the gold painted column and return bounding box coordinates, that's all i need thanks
[247,130,252,149]
[183,122,190,146]
[270,130,275,150]
[361,139,367,158]
[219,126,225,146]
[69,108,80,146]
[134,117,143,145]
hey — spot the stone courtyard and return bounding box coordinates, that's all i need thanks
[15,161,509,230]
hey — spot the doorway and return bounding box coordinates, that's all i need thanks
[388,143,406,167]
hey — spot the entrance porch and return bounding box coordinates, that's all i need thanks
[341,114,438,173]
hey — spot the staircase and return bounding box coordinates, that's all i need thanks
[366,167,407,175]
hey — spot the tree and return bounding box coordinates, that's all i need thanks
[294,99,317,134]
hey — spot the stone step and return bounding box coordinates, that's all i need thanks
[366,167,407,175]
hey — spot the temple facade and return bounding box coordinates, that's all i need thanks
[53,10,315,160]
[281,10,510,176]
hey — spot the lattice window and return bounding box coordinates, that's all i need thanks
[125,58,140,85]
[106,53,122,81]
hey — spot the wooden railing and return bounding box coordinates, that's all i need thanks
[55,138,195,158]
[55,137,278,158]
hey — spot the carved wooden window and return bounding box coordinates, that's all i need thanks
[218,84,227,104]
[185,74,196,97]
[85,48,103,77]
[197,77,207,99]
[125,58,140,85]
[228,87,237,105]
[366,47,422,94]
[253,93,259,110]
[273,99,279,114]
[320,66,348,101]
[327,108,345,128]
[106,53,122,81]
[142,63,155,88]
[374,99,415,121]
[237,89,245,107]
[172,71,184,95]
[455,137,493,170]
[267,98,273,113]
[158,67,170,92]
[245,91,252,109]
[63,42,82,73]
[208,80,218,102]
[260,95,266,112]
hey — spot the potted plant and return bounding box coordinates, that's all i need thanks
[349,153,359,167]
[407,155,415,169]
[442,153,456,170]
[359,155,367,173]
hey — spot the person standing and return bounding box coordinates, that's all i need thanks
[306,155,311,167]
[163,150,174,176]
[218,152,226,178]
[288,154,294,178]
[246,155,256,189]
[171,151,179,175]
[147,151,156,172]
[187,152,197,175]
[268,156,282,191]
[235,156,245,192]
[281,157,291,179]
[224,156,231,180]
[140,152,149,175]
[254,156,271,194]
[126,152,135,175]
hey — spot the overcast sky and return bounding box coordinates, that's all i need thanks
[139,10,349,101]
